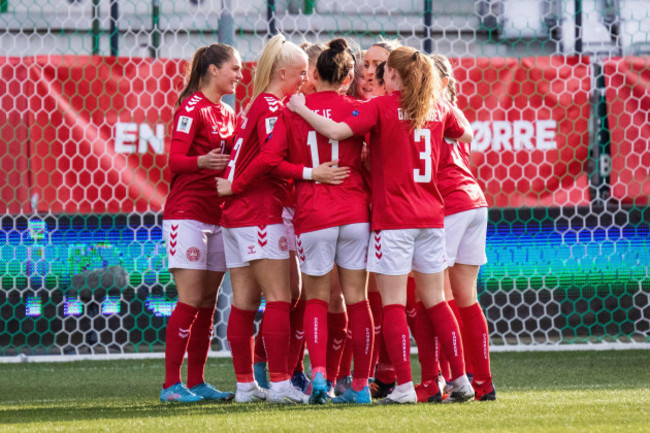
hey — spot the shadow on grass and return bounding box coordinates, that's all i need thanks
[1,400,382,424]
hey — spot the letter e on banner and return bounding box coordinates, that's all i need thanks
[115,122,137,153]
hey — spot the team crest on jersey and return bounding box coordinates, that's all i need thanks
[186,247,201,262]
[278,236,288,252]
[177,116,193,133]
[265,116,278,134]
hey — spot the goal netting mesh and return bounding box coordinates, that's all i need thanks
[1,0,648,358]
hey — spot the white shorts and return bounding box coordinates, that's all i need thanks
[295,223,370,276]
[366,228,447,275]
[162,219,227,272]
[445,207,488,266]
[282,207,297,252]
[222,224,290,268]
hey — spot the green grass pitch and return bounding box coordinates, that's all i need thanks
[1,350,649,432]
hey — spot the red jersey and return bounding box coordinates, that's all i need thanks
[163,92,235,225]
[345,92,465,230]
[229,91,370,235]
[221,93,291,228]
[437,134,488,216]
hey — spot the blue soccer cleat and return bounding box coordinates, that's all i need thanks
[160,382,203,403]
[254,362,270,390]
[309,372,328,405]
[291,370,311,392]
[189,382,234,402]
[331,386,372,404]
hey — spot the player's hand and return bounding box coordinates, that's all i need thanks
[216,177,233,196]
[312,161,350,185]
[199,149,230,170]
[286,93,306,112]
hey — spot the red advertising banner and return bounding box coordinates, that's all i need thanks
[1,55,591,214]
[454,56,591,207]
[28,56,187,213]
[0,57,31,214]
[604,56,650,206]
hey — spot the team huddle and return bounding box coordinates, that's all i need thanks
[160,34,495,405]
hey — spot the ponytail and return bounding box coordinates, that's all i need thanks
[176,44,237,109]
[430,54,457,106]
[252,34,307,101]
[387,47,438,130]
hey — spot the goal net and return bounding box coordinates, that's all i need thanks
[1,0,648,359]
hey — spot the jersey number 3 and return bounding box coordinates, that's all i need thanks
[413,129,432,183]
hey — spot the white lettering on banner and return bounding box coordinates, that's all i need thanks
[115,122,165,154]
[471,120,558,151]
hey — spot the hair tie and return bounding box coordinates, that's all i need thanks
[412,50,420,60]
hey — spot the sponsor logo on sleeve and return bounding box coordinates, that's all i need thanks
[176,116,193,134]
[265,116,278,134]
[351,110,359,117]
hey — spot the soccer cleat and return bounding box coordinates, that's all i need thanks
[331,386,372,404]
[268,380,309,404]
[291,370,311,392]
[309,372,328,405]
[334,375,352,396]
[234,381,268,403]
[253,362,269,390]
[438,374,448,399]
[415,381,442,403]
[376,383,417,405]
[473,381,496,401]
[160,382,203,403]
[369,378,396,399]
[443,375,476,403]
[189,383,234,402]
[326,380,336,399]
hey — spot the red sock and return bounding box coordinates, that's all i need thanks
[381,304,412,386]
[337,329,353,380]
[439,353,451,382]
[427,302,466,381]
[263,301,292,382]
[293,339,306,373]
[406,277,418,338]
[186,306,215,388]
[448,299,473,375]
[164,302,199,389]
[253,315,267,364]
[326,311,348,381]
[227,305,257,383]
[346,300,374,391]
[287,299,306,376]
[367,291,383,376]
[375,338,396,384]
[414,302,438,383]
[304,299,329,376]
[459,302,492,383]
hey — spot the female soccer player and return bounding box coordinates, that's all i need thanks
[286,46,476,404]
[251,41,326,393]
[432,54,495,401]
[160,43,242,403]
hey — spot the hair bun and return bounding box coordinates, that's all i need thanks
[328,38,348,54]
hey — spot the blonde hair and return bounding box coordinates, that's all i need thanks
[387,47,438,130]
[252,34,307,101]
[430,54,458,106]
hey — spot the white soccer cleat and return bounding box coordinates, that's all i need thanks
[234,381,268,403]
[267,379,309,404]
[376,382,417,405]
[443,375,476,403]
